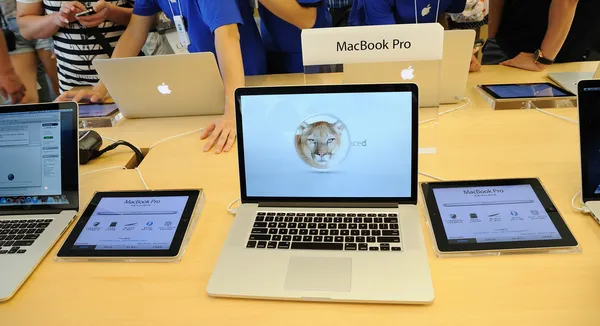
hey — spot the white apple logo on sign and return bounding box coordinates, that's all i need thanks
[421,4,431,17]
[157,82,171,95]
[401,66,415,80]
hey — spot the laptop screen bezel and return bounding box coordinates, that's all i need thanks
[579,79,600,202]
[0,102,79,213]
[235,83,419,205]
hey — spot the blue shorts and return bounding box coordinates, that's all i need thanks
[7,18,53,54]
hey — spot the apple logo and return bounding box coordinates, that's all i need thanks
[421,4,431,17]
[401,66,415,80]
[157,82,171,95]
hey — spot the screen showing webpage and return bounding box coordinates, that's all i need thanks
[240,91,413,198]
[73,196,189,250]
[488,84,568,98]
[0,110,67,206]
[433,185,561,244]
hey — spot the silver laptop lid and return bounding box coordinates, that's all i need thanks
[578,80,600,203]
[0,102,79,214]
[235,84,418,206]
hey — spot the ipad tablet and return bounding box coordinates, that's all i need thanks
[79,103,119,118]
[420,179,579,257]
[57,190,203,260]
[478,82,575,100]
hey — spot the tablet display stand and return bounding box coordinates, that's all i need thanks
[54,189,205,263]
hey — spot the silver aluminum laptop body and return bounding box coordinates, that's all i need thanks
[548,63,600,95]
[343,30,475,107]
[207,84,434,304]
[93,52,225,119]
[0,102,79,301]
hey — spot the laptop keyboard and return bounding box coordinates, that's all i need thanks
[246,212,402,252]
[0,219,52,255]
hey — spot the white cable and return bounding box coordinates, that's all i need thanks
[439,97,472,116]
[134,167,149,190]
[81,166,126,176]
[533,106,578,124]
[527,101,578,124]
[419,171,445,181]
[101,135,119,143]
[571,190,591,214]
[149,127,205,150]
[227,197,240,215]
[78,130,91,141]
[419,97,471,124]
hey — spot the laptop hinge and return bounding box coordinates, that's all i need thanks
[258,202,398,209]
[0,209,64,216]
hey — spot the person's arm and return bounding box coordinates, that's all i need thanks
[488,0,504,38]
[77,0,133,28]
[500,0,579,71]
[0,35,26,103]
[200,24,244,154]
[258,0,317,29]
[17,1,85,40]
[540,0,579,60]
[56,14,154,102]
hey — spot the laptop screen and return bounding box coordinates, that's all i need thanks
[579,81,600,201]
[237,85,417,203]
[0,103,79,210]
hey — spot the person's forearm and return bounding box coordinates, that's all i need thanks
[258,0,317,29]
[0,36,15,74]
[94,15,151,94]
[540,0,578,60]
[106,5,133,26]
[488,0,505,38]
[214,25,245,116]
[17,14,60,40]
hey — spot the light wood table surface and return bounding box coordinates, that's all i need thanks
[2,62,600,326]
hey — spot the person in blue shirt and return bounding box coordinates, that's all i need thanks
[57,0,267,154]
[257,0,332,74]
[349,0,467,25]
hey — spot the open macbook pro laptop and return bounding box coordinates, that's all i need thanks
[93,52,224,119]
[207,83,434,304]
[343,30,475,107]
[0,102,79,301]
[578,79,600,222]
[548,63,600,95]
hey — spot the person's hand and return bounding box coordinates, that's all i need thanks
[200,113,236,154]
[76,0,111,28]
[470,54,481,72]
[0,69,26,104]
[55,88,106,103]
[500,52,546,72]
[55,2,86,27]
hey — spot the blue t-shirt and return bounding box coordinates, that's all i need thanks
[133,0,267,76]
[349,0,466,25]
[259,0,332,74]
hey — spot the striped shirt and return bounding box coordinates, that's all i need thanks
[17,0,133,92]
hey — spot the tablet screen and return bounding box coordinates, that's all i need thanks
[72,196,189,250]
[79,103,118,118]
[481,83,574,99]
[432,185,561,244]
[421,179,578,253]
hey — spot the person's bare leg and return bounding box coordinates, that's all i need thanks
[37,49,59,96]
[9,52,39,103]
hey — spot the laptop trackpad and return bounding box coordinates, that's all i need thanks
[284,257,352,292]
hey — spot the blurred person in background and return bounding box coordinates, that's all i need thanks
[1,0,57,103]
[0,28,26,104]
